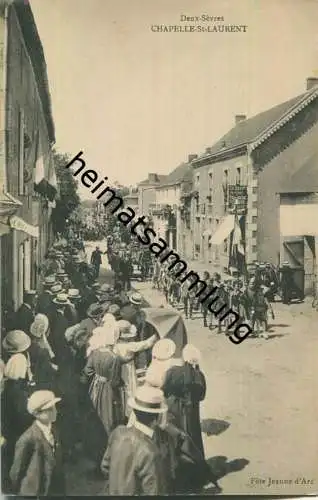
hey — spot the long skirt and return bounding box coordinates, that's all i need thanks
[121,360,137,419]
[89,374,124,435]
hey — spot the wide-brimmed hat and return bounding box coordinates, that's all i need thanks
[68,288,81,300]
[129,292,143,306]
[117,320,137,341]
[87,303,104,318]
[152,339,176,361]
[91,281,100,290]
[27,390,61,415]
[182,344,201,366]
[24,289,37,298]
[30,314,49,338]
[128,385,167,414]
[3,330,31,353]
[43,275,57,287]
[51,284,64,295]
[56,270,68,278]
[52,293,70,306]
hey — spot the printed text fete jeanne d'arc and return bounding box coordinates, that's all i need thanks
[151,24,248,33]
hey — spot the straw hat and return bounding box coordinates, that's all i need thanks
[117,320,137,341]
[129,292,143,306]
[51,284,64,295]
[3,330,31,353]
[152,339,176,361]
[43,276,57,287]
[52,293,70,306]
[30,314,49,338]
[68,288,81,300]
[128,385,167,414]
[27,390,61,415]
[182,344,201,366]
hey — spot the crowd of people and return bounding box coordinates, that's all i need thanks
[0,234,217,496]
[152,260,279,339]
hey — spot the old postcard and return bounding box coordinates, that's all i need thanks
[1,0,318,496]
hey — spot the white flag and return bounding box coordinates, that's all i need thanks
[34,134,45,185]
[233,214,245,255]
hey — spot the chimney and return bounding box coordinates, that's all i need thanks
[205,147,213,155]
[148,173,157,183]
[188,154,198,163]
[306,77,318,91]
[235,114,246,125]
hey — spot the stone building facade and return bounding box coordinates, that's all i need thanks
[0,1,56,333]
[192,78,318,289]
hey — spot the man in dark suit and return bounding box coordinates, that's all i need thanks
[9,390,65,496]
[14,290,37,334]
[90,246,104,279]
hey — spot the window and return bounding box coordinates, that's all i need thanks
[223,169,228,183]
[195,174,200,187]
[208,171,213,200]
[18,109,25,195]
[236,167,241,185]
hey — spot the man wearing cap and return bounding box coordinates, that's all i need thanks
[14,290,37,334]
[50,293,80,462]
[36,276,57,317]
[100,385,172,495]
[9,390,65,496]
[65,289,81,326]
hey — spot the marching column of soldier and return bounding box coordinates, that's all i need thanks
[0,232,220,496]
[0,223,297,496]
[150,258,290,339]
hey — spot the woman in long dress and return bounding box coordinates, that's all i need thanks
[162,344,209,492]
[114,319,157,419]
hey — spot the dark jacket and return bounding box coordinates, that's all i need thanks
[101,425,169,495]
[91,250,102,266]
[10,422,65,496]
[36,291,54,319]
[14,304,34,334]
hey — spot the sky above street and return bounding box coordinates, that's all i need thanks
[30,0,318,199]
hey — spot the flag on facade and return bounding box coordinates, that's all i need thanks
[34,133,57,202]
[229,213,246,275]
[47,152,59,202]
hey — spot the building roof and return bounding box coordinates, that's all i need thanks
[280,152,318,193]
[158,163,193,188]
[192,86,318,166]
[138,174,167,186]
[13,1,55,143]
[207,94,306,157]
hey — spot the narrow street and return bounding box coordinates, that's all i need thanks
[65,244,318,496]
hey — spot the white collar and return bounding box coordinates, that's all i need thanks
[36,420,53,440]
[132,420,154,439]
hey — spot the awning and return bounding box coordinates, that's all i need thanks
[202,229,212,237]
[10,216,39,238]
[210,214,235,245]
[280,204,318,236]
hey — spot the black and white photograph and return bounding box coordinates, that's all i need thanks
[0,0,318,496]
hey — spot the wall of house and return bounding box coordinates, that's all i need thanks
[3,6,52,310]
[256,113,318,268]
[138,185,157,215]
[194,154,248,269]
[156,185,181,206]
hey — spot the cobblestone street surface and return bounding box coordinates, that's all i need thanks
[65,244,318,496]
